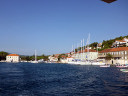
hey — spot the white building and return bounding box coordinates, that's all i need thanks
[112,38,128,48]
[48,55,58,62]
[74,49,98,60]
[6,54,20,62]
[67,57,74,62]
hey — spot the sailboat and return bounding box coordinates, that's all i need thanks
[78,34,92,65]
[69,34,92,65]
[31,50,38,63]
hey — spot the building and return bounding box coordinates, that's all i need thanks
[6,54,20,62]
[48,54,60,63]
[66,57,74,62]
[74,49,98,60]
[112,38,128,48]
[97,43,102,49]
[98,47,128,64]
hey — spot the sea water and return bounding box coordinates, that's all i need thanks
[0,62,128,96]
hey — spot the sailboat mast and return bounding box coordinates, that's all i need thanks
[97,44,98,59]
[77,43,79,59]
[81,40,82,60]
[72,45,73,52]
[35,50,37,61]
[87,33,90,61]
[83,38,84,60]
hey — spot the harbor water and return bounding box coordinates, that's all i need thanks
[0,62,128,96]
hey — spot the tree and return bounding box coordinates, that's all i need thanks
[0,51,9,60]
[89,42,98,49]
[105,53,113,60]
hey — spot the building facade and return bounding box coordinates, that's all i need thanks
[98,47,128,64]
[48,55,59,62]
[74,49,98,60]
[6,54,20,62]
[112,38,128,48]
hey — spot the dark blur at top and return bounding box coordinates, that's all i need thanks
[101,0,117,3]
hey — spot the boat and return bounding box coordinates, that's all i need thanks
[120,69,128,72]
[38,59,44,63]
[100,64,110,67]
[92,62,105,65]
[31,50,38,63]
[77,34,92,65]
[116,65,128,68]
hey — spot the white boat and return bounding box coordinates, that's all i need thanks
[100,65,110,67]
[31,50,38,63]
[116,65,128,68]
[91,61,105,65]
[68,59,92,65]
[120,69,128,72]
[38,59,44,63]
[31,60,38,63]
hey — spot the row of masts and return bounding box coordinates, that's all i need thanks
[71,34,91,60]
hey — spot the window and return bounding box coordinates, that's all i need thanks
[122,57,124,59]
[125,51,127,54]
[125,56,127,59]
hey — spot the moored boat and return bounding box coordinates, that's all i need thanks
[31,50,38,63]
[120,69,128,72]
[116,65,128,68]
[100,65,110,67]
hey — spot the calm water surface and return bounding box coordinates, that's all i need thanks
[0,62,128,96]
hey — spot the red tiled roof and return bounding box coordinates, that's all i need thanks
[99,47,128,53]
[77,49,96,53]
[116,40,126,42]
[7,54,19,56]
[67,57,73,58]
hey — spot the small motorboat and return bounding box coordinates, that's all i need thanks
[120,69,128,72]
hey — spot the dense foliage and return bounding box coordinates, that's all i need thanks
[105,53,113,60]
[0,51,9,60]
[20,54,49,61]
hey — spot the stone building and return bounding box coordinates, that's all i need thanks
[98,47,128,64]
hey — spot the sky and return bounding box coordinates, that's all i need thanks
[0,0,128,55]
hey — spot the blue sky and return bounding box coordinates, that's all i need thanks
[0,0,128,55]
